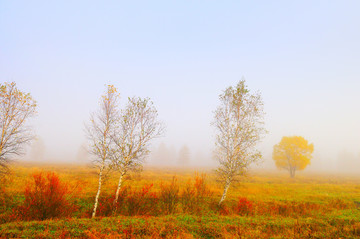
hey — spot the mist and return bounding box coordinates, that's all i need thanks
[1,1,359,174]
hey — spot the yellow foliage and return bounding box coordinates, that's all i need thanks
[272,136,314,177]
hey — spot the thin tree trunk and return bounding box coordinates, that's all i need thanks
[290,167,295,178]
[219,179,231,205]
[92,164,104,218]
[112,171,125,213]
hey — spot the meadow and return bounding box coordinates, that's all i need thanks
[0,162,360,238]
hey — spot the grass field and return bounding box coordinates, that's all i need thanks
[0,162,360,238]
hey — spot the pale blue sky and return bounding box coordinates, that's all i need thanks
[1,1,359,168]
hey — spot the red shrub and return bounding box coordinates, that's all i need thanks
[19,172,75,220]
[125,184,159,216]
[234,197,253,215]
[97,184,158,216]
[218,203,231,215]
[97,186,129,217]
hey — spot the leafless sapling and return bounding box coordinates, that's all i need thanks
[0,82,37,175]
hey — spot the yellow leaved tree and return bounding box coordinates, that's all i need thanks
[272,136,314,178]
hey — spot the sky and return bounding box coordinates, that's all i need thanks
[1,1,359,170]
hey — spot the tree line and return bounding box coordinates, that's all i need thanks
[0,80,314,218]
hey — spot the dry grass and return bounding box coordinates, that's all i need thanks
[1,162,360,238]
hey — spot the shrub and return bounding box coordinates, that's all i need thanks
[181,174,212,214]
[217,202,231,215]
[0,175,17,223]
[160,177,180,214]
[97,186,129,217]
[181,180,196,213]
[125,184,159,216]
[234,197,253,215]
[18,172,75,220]
[97,184,158,217]
[0,177,8,213]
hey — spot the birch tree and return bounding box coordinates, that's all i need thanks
[212,80,266,205]
[111,97,164,212]
[0,82,37,175]
[86,85,119,218]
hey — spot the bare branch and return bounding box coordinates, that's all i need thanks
[0,82,37,175]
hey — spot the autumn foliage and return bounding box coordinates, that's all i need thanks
[0,165,359,239]
[97,184,159,217]
[19,172,75,220]
[181,174,212,214]
[234,197,253,215]
[97,174,213,216]
[273,136,314,177]
[126,184,159,216]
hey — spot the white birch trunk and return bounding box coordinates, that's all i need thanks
[290,167,295,178]
[112,171,124,212]
[219,180,231,205]
[92,164,104,218]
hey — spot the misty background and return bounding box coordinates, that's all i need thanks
[1,1,359,172]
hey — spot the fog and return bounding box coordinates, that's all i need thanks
[1,1,360,173]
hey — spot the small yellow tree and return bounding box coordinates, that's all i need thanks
[272,136,314,178]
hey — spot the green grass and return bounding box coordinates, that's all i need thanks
[1,212,360,238]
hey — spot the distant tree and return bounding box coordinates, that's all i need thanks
[212,80,266,205]
[336,149,358,173]
[86,85,119,218]
[111,96,164,212]
[273,136,314,178]
[76,143,89,162]
[193,150,210,167]
[152,142,169,165]
[178,145,190,167]
[0,82,37,175]
[167,145,177,165]
[29,137,45,161]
